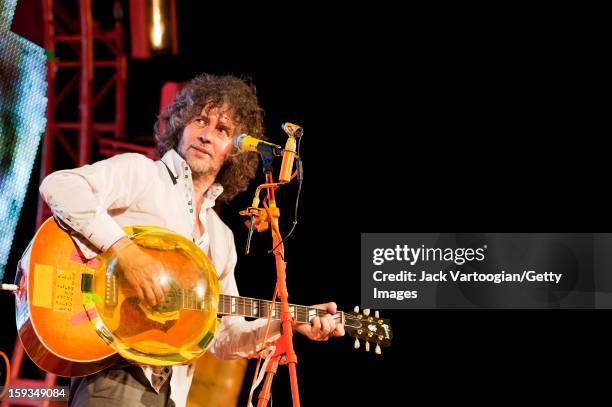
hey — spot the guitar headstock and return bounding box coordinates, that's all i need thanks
[344,306,393,355]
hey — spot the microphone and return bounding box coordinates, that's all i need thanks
[281,122,304,138]
[279,122,303,183]
[232,134,283,157]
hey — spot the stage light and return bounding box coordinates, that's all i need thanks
[150,0,165,49]
[130,0,178,59]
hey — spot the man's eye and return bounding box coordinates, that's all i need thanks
[195,118,207,125]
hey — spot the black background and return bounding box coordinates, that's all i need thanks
[2,2,606,405]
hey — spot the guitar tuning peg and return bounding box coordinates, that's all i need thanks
[354,306,359,313]
[375,344,381,355]
[354,338,360,349]
[375,310,379,318]
[363,308,370,316]
[365,341,370,352]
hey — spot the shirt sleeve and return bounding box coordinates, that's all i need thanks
[39,153,157,254]
[208,229,282,360]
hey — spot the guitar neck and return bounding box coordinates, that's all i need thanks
[216,294,344,325]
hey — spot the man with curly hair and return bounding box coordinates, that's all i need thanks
[36,73,344,406]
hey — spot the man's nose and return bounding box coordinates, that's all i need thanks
[197,130,213,144]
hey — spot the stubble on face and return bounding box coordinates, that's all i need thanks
[184,146,214,176]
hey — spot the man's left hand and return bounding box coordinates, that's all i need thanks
[292,302,345,341]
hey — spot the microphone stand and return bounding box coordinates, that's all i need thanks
[240,136,300,407]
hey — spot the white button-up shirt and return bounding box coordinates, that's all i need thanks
[36,149,281,407]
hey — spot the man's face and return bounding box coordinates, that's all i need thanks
[177,103,236,177]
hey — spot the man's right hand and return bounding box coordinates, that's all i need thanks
[108,236,168,307]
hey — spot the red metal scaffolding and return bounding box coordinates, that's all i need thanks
[35,0,156,228]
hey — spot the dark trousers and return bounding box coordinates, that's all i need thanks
[69,364,174,407]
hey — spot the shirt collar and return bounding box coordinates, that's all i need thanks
[161,149,224,208]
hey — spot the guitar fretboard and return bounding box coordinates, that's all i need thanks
[182,291,343,324]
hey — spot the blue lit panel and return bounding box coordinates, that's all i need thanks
[0,0,17,31]
[0,18,48,280]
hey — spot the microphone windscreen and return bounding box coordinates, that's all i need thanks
[232,133,247,150]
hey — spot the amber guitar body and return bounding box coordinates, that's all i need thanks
[14,217,220,377]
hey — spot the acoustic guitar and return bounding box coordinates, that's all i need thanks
[15,218,392,377]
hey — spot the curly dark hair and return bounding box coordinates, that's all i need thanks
[154,73,264,203]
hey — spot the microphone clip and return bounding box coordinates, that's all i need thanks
[239,206,280,254]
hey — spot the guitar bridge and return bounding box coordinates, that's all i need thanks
[104,270,118,308]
